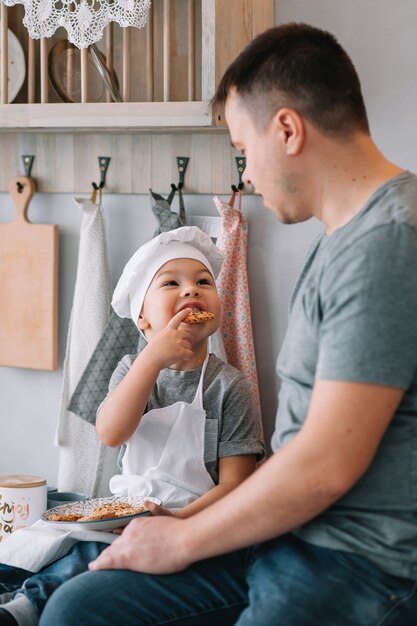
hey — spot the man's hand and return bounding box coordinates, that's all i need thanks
[89,516,191,574]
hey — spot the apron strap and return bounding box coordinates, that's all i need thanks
[228,189,237,208]
[178,185,186,225]
[227,189,242,211]
[190,354,210,410]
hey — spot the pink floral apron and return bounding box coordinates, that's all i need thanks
[214,191,263,431]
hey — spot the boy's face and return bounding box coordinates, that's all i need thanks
[138,258,221,342]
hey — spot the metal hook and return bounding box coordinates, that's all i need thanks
[22,155,35,178]
[176,156,189,190]
[92,156,111,190]
[233,156,246,191]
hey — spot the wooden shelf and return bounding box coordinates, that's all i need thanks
[0,101,216,132]
[0,0,274,192]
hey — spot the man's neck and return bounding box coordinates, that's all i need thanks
[310,133,404,235]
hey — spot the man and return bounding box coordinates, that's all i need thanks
[40,23,417,626]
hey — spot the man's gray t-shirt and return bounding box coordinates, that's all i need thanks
[108,353,265,484]
[271,171,417,580]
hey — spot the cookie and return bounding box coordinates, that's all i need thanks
[47,513,82,522]
[183,310,215,324]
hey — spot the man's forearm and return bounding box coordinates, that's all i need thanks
[179,380,404,564]
[179,436,347,563]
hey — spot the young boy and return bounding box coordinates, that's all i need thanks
[100,225,264,515]
[0,226,264,626]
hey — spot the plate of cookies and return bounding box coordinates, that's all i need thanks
[41,495,161,531]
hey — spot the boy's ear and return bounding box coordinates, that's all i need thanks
[138,315,150,331]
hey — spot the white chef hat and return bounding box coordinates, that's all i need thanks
[112,226,224,326]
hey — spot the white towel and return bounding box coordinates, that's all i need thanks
[56,197,119,498]
[0,519,116,573]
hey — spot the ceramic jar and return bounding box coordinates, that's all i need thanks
[0,474,47,542]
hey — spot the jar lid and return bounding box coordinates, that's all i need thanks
[0,475,47,488]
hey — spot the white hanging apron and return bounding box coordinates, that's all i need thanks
[110,355,216,510]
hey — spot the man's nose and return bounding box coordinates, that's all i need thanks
[242,169,252,186]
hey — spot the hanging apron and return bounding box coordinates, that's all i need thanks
[214,191,263,433]
[68,313,143,426]
[110,355,215,510]
[150,185,186,236]
[56,196,120,498]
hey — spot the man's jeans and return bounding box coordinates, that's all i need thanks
[0,541,107,617]
[40,534,417,626]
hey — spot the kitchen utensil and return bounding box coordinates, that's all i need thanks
[0,177,58,370]
[89,44,123,102]
[0,26,26,103]
[48,40,122,103]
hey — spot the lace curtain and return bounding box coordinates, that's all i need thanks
[0,0,151,49]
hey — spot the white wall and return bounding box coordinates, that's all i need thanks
[1,0,417,487]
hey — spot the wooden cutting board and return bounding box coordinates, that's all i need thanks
[0,176,58,370]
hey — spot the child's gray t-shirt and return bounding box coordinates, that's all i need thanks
[107,353,265,484]
[272,171,417,580]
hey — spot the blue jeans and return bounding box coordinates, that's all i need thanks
[39,534,417,626]
[0,541,107,616]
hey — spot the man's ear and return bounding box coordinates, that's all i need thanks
[275,107,305,156]
[138,315,150,331]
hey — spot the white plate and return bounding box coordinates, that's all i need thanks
[41,495,161,532]
[0,26,26,103]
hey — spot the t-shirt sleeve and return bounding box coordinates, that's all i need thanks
[316,224,417,388]
[96,354,136,415]
[218,375,266,461]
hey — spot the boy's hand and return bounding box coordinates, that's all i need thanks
[112,500,174,535]
[143,500,175,517]
[144,309,195,370]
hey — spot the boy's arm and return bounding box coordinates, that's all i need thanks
[177,455,256,518]
[97,309,194,447]
[145,455,257,519]
[96,347,163,447]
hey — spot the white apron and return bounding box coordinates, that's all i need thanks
[110,355,215,510]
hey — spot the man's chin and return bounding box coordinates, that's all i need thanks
[263,201,293,223]
[262,198,281,215]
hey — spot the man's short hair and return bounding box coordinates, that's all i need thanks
[212,23,370,136]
